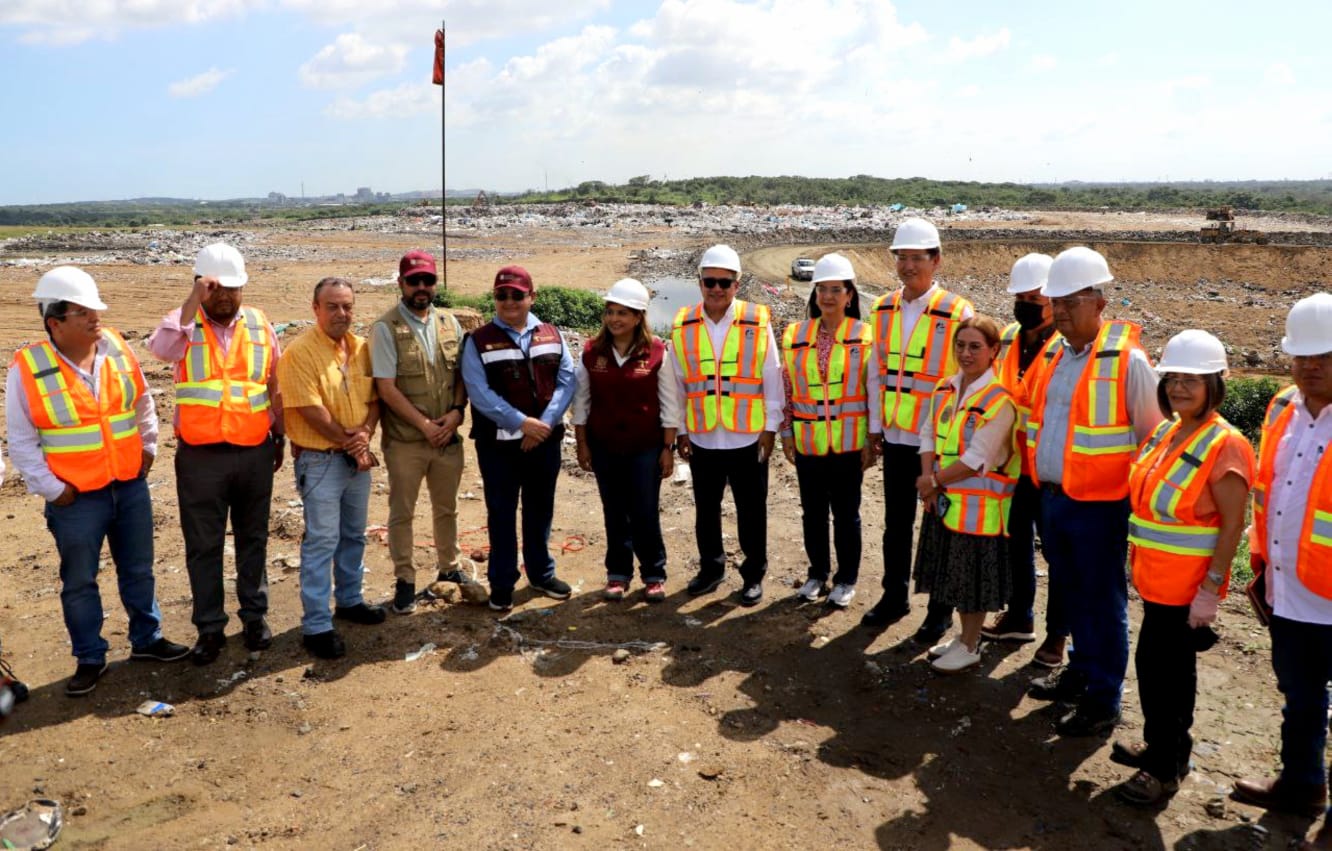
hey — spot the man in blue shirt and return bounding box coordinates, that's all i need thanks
[461,266,576,610]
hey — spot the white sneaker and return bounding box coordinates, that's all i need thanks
[797,579,825,602]
[827,584,856,608]
[927,637,958,659]
[931,641,982,673]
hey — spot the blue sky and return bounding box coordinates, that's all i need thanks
[1,0,1329,205]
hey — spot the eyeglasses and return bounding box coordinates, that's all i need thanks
[494,288,528,302]
[701,277,735,289]
[1050,293,1098,309]
[815,285,846,296]
[405,276,437,288]
[953,340,991,353]
[1162,375,1206,390]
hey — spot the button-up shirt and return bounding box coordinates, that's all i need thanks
[1268,392,1332,624]
[460,313,575,433]
[277,326,377,450]
[917,367,1016,474]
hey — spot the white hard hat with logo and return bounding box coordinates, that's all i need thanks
[33,266,107,313]
[812,253,855,284]
[1157,329,1228,375]
[194,242,249,288]
[890,218,941,251]
[605,278,650,311]
[1043,246,1113,298]
[1282,292,1332,356]
[1007,253,1054,294]
[698,244,741,274]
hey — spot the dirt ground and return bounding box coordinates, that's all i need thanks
[0,211,1328,849]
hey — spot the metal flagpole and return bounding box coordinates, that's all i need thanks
[440,21,447,291]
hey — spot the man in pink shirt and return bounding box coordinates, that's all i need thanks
[147,243,284,665]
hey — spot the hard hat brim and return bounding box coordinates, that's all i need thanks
[603,295,648,311]
[1282,337,1332,357]
[1006,281,1045,295]
[216,273,248,288]
[1155,365,1226,376]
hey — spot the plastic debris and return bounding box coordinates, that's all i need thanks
[135,701,174,717]
[405,643,437,662]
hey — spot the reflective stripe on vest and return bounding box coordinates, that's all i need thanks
[782,318,870,455]
[175,306,273,446]
[672,300,770,434]
[930,376,1018,536]
[873,288,970,435]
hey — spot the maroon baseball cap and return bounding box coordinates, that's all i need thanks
[494,265,533,293]
[399,250,437,279]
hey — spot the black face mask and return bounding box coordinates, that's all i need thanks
[1013,300,1047,331]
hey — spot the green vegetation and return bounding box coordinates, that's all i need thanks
[0,199,410,228]
[1220,375,1284,443]
[434,286,605,332]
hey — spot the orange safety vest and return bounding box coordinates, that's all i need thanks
[13,328,145,492]
[1128,412,1251,604]
[928,374,1019,536]
[872,288,971,435]
[1252,385,1332,597]
[1025,319,1145,501]
[996,323,1060,478]
[174,307,273,446]
[672,300,770,434]
[781,317,871,455]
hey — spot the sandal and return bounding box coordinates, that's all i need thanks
[1116,770,1180,806]
[0,799,63,850]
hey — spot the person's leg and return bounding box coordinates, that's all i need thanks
[45,488,114,664]
[729,442,770,586]
[175,443,232,635]
[591,443,635,583]
[794,452,832,584]
[425,441,465,575]
[828,451,864,587]
[1072,498,1131,716]
[622,447,667,584]
[333,467,372,608]
[1272,616,1332,790]
[475,441,521,593]
[1004,475,1038,623]
[958,611,986,651]
[384,438,427,585]
[295,452,343,635]
[1136,601,1196,780]
[105,477,165,652]
[689,444,728,579]
[519,436,561,585]
[229,441,275,626]
[879,441,921,603]
[1041,489,1086,686]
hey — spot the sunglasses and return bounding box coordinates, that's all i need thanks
[494,288,528,302]
[701,277,735,289]
[405,276,437,288]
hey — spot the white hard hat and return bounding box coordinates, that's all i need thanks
[1283,292,1332,356]
[1007,253,1054,294]
[1043,246,1113,298]
[890,218,941,251]
[194,242,248,288]
[1158,329,1228,375]
[812,253,855,284]
[33,266,107,313]
[604,278,650,311]
[698,244,741,274]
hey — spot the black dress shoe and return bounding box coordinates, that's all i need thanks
[686,572,724,597]
[190,632,228,666]
[65,662,108,697]
[912,617,951,646]
[302,630,347,660]
[861,596,910,629]
[130,637,192,662]
[1055,704,1121,737]
[334,603,387,625]
[242,619,272,651]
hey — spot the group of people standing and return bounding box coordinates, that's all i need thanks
[4,223,1332,846]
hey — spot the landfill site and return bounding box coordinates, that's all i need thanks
[2,204,1332,849]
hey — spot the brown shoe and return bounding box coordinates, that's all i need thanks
[1032,634,1067,668]
[1232,776,1327,818]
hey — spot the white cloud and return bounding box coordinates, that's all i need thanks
[1265,62,1295,85]
[944,27,1010,62]
[300,33,408,88]
[2,0,260,44]
[1028,54,1057,72]
[325,82,437,119]
[278,0,613,47]
[956,84,980,98]
[1097,52,1119,66]
[1161,74,1211,95]
[167,67,234,98]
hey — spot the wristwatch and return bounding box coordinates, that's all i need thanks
[1206,569,1226,585]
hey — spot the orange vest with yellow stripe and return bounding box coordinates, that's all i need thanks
[781,318,871,455]
[1252,385,1332,597]
[929,375,1020,536]
[13,328,145,492]
[1025,320,1144,501]
[872,288,971,435]
[174,307,273,446]
[1128,412,1251,604]
[672,300,770,434]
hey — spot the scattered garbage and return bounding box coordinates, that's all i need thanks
[672,463,691,485]
[646,778,664,788]
[0,798,63,850]
[135,700,175,718]
[405,643,437,662]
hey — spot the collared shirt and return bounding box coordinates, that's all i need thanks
[146,306,282,430]
[917,367,1016,474]
[460,312,575,433]
[1033,334,1162,485]
[5,333,159,501]
[669,300,784,450]
[370,302,456,377]
[277,326,377,450]
[571,342,682,428]
[872,284,975,448]
[1268,392,1332,624]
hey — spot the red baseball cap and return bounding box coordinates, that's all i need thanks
[494,265,533,293]
[399,250,437,279]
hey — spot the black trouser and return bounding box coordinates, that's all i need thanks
[176,440,276,635]
[794,450,862,586]
[882,440,952,624]
[690,442,769,585]
[1136,601,1197,781]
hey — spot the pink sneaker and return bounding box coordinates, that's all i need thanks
[604,580,628,601]
[644,581,666,603]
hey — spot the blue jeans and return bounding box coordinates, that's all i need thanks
[474,437,561,592]
[590,444,666,584]
[1042,490,1130,715]
[1270,615,1332,791]
[45,477,163,665]
[295,451,370,635]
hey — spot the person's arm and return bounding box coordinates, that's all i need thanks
[571,358,591,427]
[372,320,450,446]
[956,399,1016,476]
[866,346,883,454]
[780,364,796,464]
[145,307,191,363]
[540,330,577,427]
[1190,470,1251,627]
[133,364,159,476]
[668,338,692,461]
[1126,349,1166,443]
[4,368,70,502]
[287,404,358,446]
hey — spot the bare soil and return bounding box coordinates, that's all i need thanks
[0,211,1326,849]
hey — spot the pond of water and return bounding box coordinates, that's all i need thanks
[646,277,702,332]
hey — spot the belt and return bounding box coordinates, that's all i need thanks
[291,444,342,456]
[1040,482,1066,497]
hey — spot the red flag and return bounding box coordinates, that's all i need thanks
[432,29,444,85]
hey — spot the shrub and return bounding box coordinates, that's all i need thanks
[530,286,606,331]
[1220,376,1283,443]
[433,289,493,317]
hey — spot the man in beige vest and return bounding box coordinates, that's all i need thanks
[371,251,471,614]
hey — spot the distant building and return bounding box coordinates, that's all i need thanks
[355,187,374,201]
